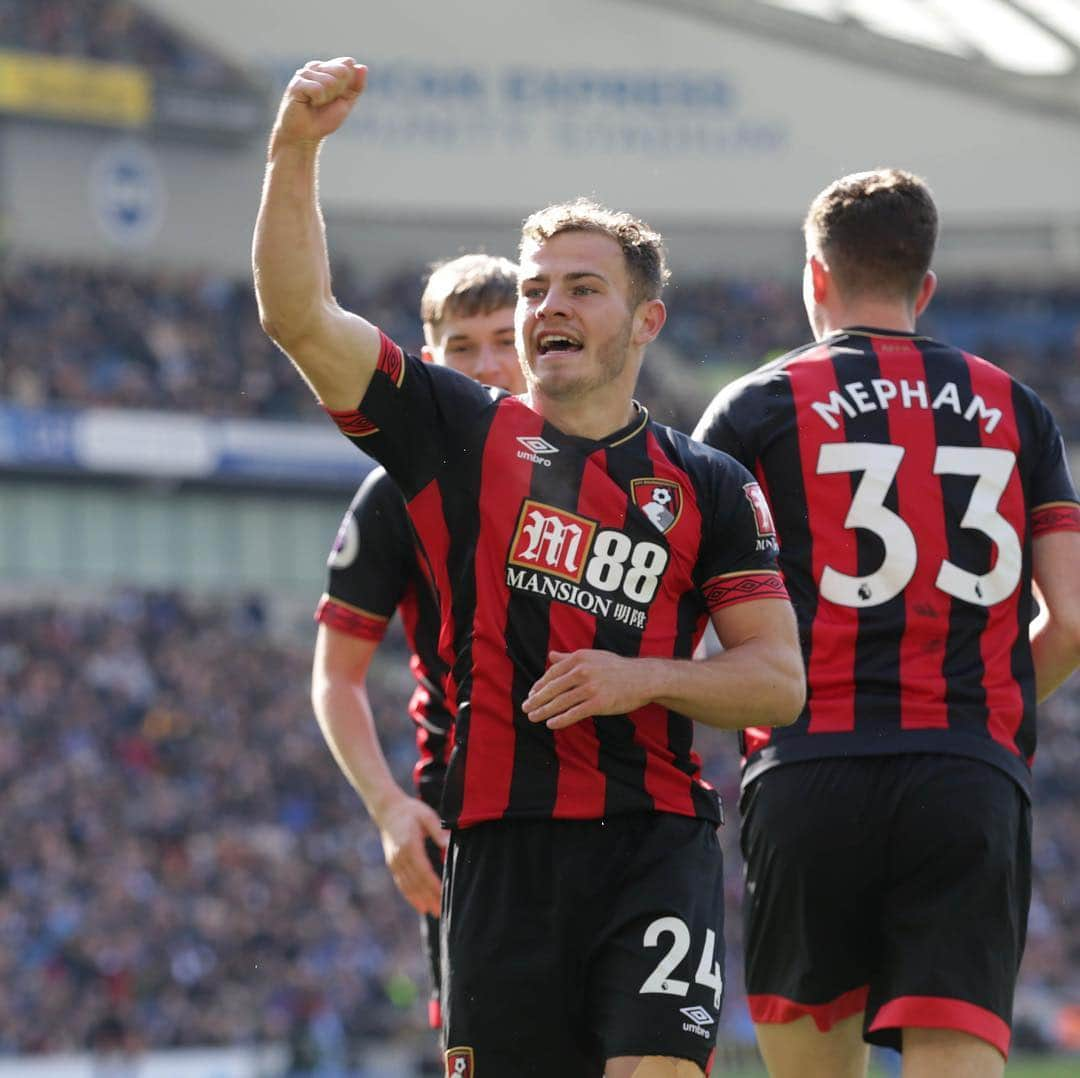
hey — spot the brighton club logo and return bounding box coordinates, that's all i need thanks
[631,478,683,534]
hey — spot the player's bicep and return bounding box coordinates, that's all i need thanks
[282,304,382,411]
[314,622,380,685]
[709,592,799,654]
[1032,527,1080,632]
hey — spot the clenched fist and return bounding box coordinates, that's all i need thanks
[271,56,368,150]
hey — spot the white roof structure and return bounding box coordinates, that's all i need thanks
[661,0,1080,116]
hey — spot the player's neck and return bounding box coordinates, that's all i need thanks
[529,390,639,442]
[818,300,917,338]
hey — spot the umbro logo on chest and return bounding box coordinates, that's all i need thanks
[516,435,559,467]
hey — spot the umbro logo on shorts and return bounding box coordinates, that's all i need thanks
[680,1005,715,1026]
[445,1046,475,1076]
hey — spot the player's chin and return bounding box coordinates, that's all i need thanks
[534,368,589,400]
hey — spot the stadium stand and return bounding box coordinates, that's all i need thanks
[0,589,1077,1068]
[1,1,1078,1074]
[0,0,245,89]
[2,259,1078,440]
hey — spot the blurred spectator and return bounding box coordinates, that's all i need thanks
[0,589,1077,1060]
[0,0,244,89]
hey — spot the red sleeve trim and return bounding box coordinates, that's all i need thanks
[324,404,378,438]
[748,986,868,1032]
[322,330,405,437]
[702,570,789,612]
[377,329,405,386]
[869,996,1011,1059]
[1032,501,1080,538]
[314,595,389,641]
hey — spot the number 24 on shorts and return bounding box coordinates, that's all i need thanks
[639,916,723,1010]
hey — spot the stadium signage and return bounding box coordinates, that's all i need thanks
[0,50,150,127]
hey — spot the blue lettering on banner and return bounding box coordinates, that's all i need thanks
[266,58,788,159]
[501,68,733,110]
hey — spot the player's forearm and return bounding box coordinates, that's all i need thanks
[646,640,805,730]
[312,678,409,823]
[253,142,333,347]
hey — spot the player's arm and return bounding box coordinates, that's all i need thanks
[253,57,381,410]
[523,599,804,732]
[1030,526,1080,702]
[312,623,446,917]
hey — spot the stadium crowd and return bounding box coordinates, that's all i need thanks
[0,590,1077,1066]
[0,0,243,89]
[1,258,1078,441]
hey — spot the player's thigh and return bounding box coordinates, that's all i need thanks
[739,761,887,1020]
[754,1012,870,1078]
[441,821,600,1077]
[605,1055,706,1077]
[867,756,1030,1058]
[589,815,725,1074]
[901,1027,1006,1078]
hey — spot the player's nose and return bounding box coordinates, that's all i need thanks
[536,286,569,319]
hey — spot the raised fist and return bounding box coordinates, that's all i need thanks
[271,56,368,148]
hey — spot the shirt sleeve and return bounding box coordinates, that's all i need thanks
[692,374,756,470]
[693,449,789,614]
[1024,391,1080,537]
[325,330,502,500]
[314,467,415,640]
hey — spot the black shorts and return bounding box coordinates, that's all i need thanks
[441,814,725,1077]
[740,754,1031,1058]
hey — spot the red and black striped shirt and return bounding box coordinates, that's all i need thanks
[694,327,1080,795]
[315,467,453,810]
[328,332,789,828]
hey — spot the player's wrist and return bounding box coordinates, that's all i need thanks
[368,784,410,826]
[267,127,323,162]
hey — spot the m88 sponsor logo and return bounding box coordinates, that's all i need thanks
[506,498,670,627]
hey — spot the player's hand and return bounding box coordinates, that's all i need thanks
[522,649,654,730]
[271,57,368,149]
[374,794,448,918]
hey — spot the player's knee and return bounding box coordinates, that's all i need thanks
[605,1056,706,1078]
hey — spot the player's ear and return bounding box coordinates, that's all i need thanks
[808,254,830,303]
[420,345,437,365]
[914,270,937,317]
[633,299,667,346]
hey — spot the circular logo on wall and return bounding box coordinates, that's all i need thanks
[89,141,166,247]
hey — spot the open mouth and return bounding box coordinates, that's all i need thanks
[537,332,583,357]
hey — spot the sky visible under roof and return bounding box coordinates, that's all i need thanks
[762,0,1080,74]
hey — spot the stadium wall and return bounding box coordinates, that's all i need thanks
[0,120,265,274]
[137,0,1080,280]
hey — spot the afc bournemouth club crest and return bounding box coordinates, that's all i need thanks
[445,1046,475,1077]
[631,478,683,534]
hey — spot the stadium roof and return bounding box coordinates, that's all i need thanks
[645,0,1080,118]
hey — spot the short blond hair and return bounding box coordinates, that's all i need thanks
[420,254,519,338]
[520,198,669,307]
